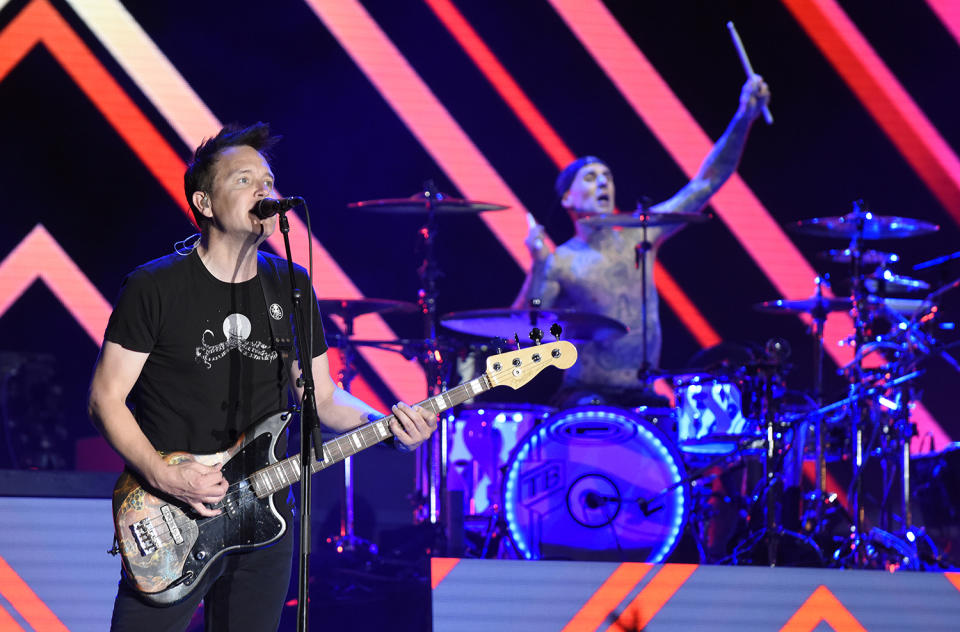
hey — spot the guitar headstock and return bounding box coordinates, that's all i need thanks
[484,340,577,390]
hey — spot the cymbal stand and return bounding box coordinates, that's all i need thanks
[809,276,829,517]
[878,387,915,535]
[873,297,960,535]
[846,206,869,565]
[414,180,451,548]
[329,316,375,555]
[634,207,653,376]
[730,365,820,566]
[760,368,782,564]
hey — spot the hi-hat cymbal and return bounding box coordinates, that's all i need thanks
[818,248,899,266]
[440,308,627,343]
[865,270,930,294]
[754,296,851,316]
[317,298,418,320]
[792,212,938,240]
[347,192,508,214]
[578,210,711,228]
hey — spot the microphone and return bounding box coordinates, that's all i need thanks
[251,197,304,219]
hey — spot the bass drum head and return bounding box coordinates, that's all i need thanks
[502,406,688,562]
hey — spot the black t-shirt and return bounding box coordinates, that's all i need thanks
[104,249,326,454]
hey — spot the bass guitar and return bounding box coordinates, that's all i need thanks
[112,340,576,604]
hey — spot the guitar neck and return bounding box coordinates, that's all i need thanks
[251,374,491,497]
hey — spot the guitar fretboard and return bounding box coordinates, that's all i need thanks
[250,374,491,497]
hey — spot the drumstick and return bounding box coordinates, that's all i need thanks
[726,21,773,125]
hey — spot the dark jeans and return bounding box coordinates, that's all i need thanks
[110,530,293,632]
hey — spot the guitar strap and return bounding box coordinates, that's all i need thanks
[256,251,298,410]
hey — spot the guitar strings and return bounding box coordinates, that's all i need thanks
[126,360,533,550]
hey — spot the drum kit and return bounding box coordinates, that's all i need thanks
[325,189,960,570]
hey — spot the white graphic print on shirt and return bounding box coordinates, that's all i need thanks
[195,313,278,369]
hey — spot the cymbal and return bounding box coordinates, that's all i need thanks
[754,296,851,315]
[317,298,418,320]
[756,295,928,317]
[865,270,930,294]
[347,192,508,214]
[578,210,711,228]
[326,335,461,354]
[818,248,899,266]
[792,212,938,240]
[440,308,627,343]
[867,296,926,316]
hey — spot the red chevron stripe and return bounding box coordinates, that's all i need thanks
[778,584,867,632]
[0,224,111,344]
[606,563,697,631]
[927,0,960,48]
[0,554,69,632]
[0,0,394,409]
[561,562,653,632]
[784,0,960,228]
[430,557,462,590]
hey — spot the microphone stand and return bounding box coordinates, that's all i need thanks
[274,208,324,632]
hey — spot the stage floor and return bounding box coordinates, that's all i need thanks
[3,490,959,631]
[431,557,960,631]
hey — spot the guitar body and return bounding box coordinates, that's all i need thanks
[111,339,578,605]
[113,410,291,605]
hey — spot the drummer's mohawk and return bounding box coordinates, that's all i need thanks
[184,122,281,230]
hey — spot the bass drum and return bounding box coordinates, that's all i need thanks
[502,406,688,562]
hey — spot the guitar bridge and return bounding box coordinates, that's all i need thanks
[131,518,160,555]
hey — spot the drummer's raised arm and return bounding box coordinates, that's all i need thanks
[512,233,559,310]
[652,75,770,219]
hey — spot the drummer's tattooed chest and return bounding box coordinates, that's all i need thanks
[553,241,657,324]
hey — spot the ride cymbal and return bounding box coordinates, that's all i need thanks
[578,210,711,228]
[317,298,418,320]
[347,192,508,214]
[440,308,627,343]
[792,212,938,240]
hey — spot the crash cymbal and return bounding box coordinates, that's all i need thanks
[791,212,938,240]
[317,298,418,320]
[754,296,852,315]
[440,308,627,343]
[578,210,711,228]
[817,248,899,266]
[865,270,930,294]
[866,296,927,317]
[347,192,508,214]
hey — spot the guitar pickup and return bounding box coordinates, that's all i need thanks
[131,518,159,555]
[160,504,185,545]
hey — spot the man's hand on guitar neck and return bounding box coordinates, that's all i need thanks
[388,402,437,451]
[149,459,229,518]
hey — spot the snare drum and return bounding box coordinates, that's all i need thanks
[502,406,688,562]
[674,373,760,455]
[446,403,553,515]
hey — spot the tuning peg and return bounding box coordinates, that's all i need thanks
[529,327,543,345]
[514,333,521,349]
[550,323,563,340]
